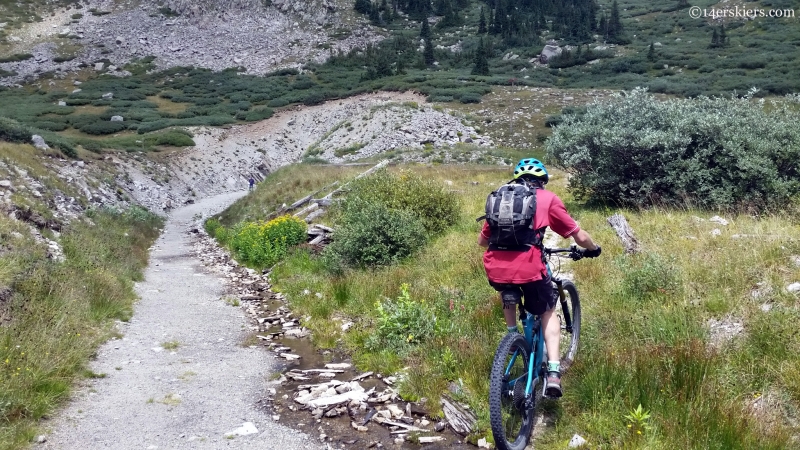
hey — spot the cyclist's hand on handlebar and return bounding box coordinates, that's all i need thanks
[583,245,602,258]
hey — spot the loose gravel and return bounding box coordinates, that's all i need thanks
[41,190,321,450]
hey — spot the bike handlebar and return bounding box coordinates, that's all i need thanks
[544,245,585,261]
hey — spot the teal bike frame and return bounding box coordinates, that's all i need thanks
[503,251,567,400]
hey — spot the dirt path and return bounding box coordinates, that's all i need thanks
[41,191,321,450]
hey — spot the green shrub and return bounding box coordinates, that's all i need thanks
[459,92,482,104]
[428,95,454,102]
[546,88,800,211]
[32,121,68,131]
[0,54,33,63]
[617,252,682,301]
[268,98,291,107]
[243,107,273,121]
[145,130,194,147]
[52,55,77,63]
[79,121,127,135]
[345,169,459,234]
[365,283,438,353]
[226,215,307,268]
[0,116,33,143]
[323,199,426,269]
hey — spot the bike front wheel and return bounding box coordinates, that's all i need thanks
[554,280,581,371]
[489,332,534,450]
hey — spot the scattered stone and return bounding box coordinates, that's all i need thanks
[708,317,744,347]
[72,89,82,94]
[224,422,258,437]
[31,135,49,150]
[110,116,124,122]
[569,434,588,448]
[351,421,369,432]
[709,215,729,226]
[477,437,491,448]
[58,101,67,106]
[94,62,104,71]
[102,92,114,99]
[710,228,721,237]
[787,282,800,294]
[35,435,46,444]
[0,180,11,189]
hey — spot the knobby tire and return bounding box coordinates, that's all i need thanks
[489,332,534,450]
[556,280,581,371]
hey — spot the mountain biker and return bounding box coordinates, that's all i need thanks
[478,158,601,398]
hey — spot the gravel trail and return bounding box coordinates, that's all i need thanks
[42,191,320,450]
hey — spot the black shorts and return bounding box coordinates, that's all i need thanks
[489,275,557,315]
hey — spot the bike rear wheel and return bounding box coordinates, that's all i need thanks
[554,280,581,371]
[489,332,534,450]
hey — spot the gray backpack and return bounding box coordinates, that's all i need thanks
[478,181,545,251]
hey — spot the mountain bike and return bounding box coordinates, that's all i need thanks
[488,245,584,450]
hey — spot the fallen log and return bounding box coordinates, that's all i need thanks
[607,213,640,254]
[372,416,426,432]
[308,235,326,245]
[441,396,476,436]
[300,369,346,374]
[311,223,335,233]
[293,202,319,218]
[304,208,326,223]
[352,371,374,382]
[321,160,389,201]
[304,390,369,408]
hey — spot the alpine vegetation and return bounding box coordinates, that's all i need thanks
[546,88,800,211]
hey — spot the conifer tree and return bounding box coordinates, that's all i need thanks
[423,37,435,66]
[719,24,727,47]
[478,6,487,34]
[709,27,719,48]
[420,17,432,40]
[598,13,607,39]
[354,0,371,14]
[608,0,623,39]
[472,37,490,75]
[647,41,656,61]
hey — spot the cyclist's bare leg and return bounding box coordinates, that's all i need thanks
[503,306,517,327]
[540,307,560,367]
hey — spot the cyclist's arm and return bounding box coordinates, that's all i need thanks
[572,229,599,251]
[478,221,489,248]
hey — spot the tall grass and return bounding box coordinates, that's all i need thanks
[0,206,162,448]
[216,162,800,447]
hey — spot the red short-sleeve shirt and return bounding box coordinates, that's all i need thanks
[481,189,579,284]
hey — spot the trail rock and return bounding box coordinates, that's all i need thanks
[31,135,49,150]
[110,116,124,122]
[223,422,258,437]
[569,434,588,448]
[787,282,800,293]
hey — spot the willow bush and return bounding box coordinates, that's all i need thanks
[546,88,800,211]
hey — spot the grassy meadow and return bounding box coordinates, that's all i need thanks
[0,143,162,449]
[212,160,800,448]
[3,0,800,156]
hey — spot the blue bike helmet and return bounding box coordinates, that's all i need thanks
[513,158,549,183]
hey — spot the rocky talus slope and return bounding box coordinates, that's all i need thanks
[1,0,381,86]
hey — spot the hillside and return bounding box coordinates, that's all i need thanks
[1,0,800,448]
